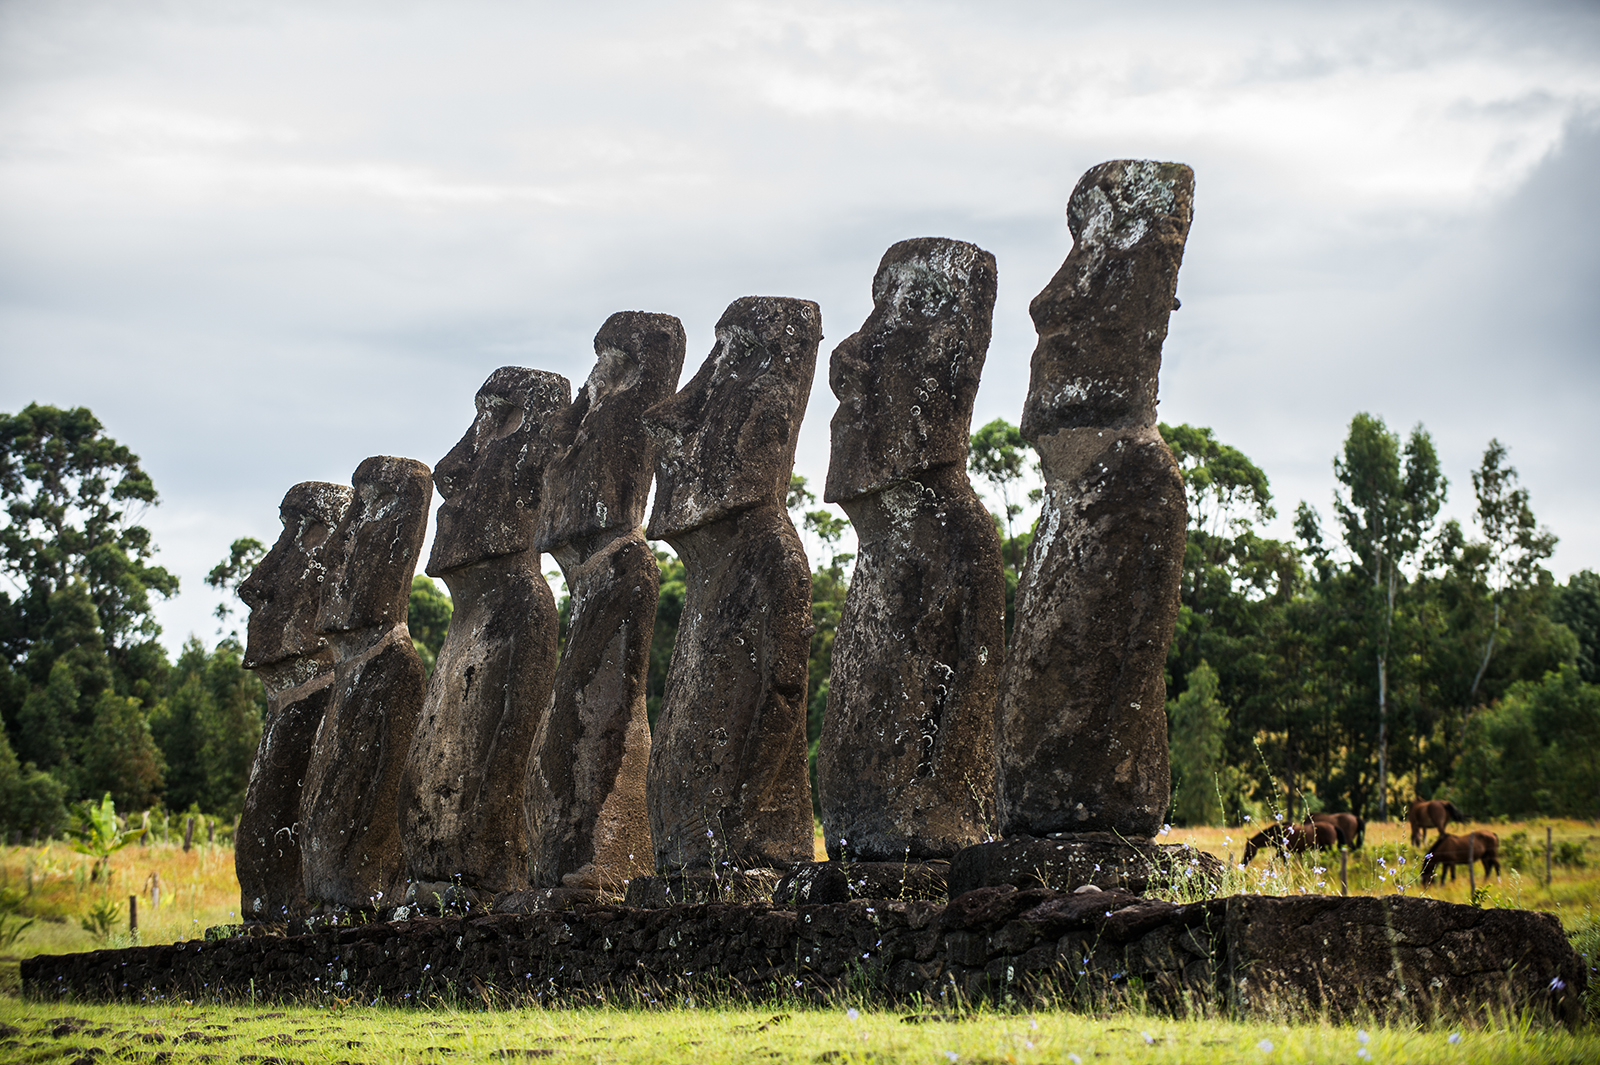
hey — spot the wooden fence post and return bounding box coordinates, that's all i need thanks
[129,895,138,936]
[183,816,195,852]
[1546,826,1553,887]
[1340,850,1349,896]
[1467,833,1476,897]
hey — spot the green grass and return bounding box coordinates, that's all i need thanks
[0,999,1595,1064]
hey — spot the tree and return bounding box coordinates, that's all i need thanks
[0,727,68,837]
[968,418,1033,564]
[149,637,266,818]
[205,537,265,636]
[788,475,852,818]
[1326,413,1446,819]
[1552,570,1600,685]
[0,403,177,666]
[78,690,164,811]
[1167,661,1229,825]
[407,575,453,677]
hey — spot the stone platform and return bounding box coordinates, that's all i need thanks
[22,888,1585,1024]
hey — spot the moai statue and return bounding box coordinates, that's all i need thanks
[399,368,570,906]
[526,312,686,891]
[818,237,1005,862]
[299,455,432,912]
[235,482,353,922]
[997,160,1193,840]
[641,296,821,873]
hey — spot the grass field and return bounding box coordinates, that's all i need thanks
[1,819,1594,1060]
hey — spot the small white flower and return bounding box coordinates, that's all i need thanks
[1068,1055,1082,1065]
[847,1008,859,1020]
[945,1052,959,1062]
[1550,976,1568,990]
[1030,1020,1039,1030]
[1448,1032,1462,1044]
[1258,1038,1274,1053]
[1142,1031,1154,1044]
[1024,1040,1034,1050]
[1357,1048,1370,1060]
[1358,1030,1369,1043]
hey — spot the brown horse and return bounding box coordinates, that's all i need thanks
[1420,830,1500,886]
[1407,799,1465,846]
[1311,812,1364,849]
[1242,822,1339,863]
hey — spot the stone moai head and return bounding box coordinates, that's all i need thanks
[535,312,687,555]
[316,456,433,635]
[644,296,822,540]
[1021,160,1194,440]
[238,482,354,688]
[825,237,997,503]
[427,367,572,577]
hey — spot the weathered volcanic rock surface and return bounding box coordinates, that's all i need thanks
[24,891,1585,1024]
[527,311,686,892]
[300,455,432,913]
[401,367,570,901]
[642,296,821,873]
[818,238,1004,863]
[235,481,353,922]
[998,160,1193,839]
[947,835,1223,896]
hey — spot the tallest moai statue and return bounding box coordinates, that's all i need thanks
[997,160,1193,840]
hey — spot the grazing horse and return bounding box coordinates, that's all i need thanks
[1311,811,1364,849]
[1407,799,1465,846]
[1421,830,1500,886]
[1242,821,1339,863]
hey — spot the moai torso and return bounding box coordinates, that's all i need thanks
[526,312,686,890]
[300,456,432,911]
[236,482,353,922]
[399,368,570,901]
[642,296,821,872]
[997,160,1193,839]
[818,237,1005,861]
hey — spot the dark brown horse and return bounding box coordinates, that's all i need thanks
[1311,811,1364,849]
[1242,821,1339,863]
[1420,830,1500,886]
[1407,799,1465,846]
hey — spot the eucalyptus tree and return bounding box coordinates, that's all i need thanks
[1320,413,1446,819]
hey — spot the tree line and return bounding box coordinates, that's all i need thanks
[4,401,1595,837]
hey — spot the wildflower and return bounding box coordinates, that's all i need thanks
[1030,1020,1039,1031]
[847,1008,860,1020]
[1141,1031,1154,1044]
[1244,814,1252,822]
[1358,1030,1369,1043]
[1357,1048,1370,1060]
[945,1052,959,1062]
[1069,1055,1082,1064]
[1449,1032,1462,1044]
[1258,1038,1274,1052]
[1225,836,1233,845]
[706,829,714,838]
[1550,976,1567,991]
[1024,1040,1035,1050]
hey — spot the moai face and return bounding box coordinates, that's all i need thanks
[1021,159,1194,439]
[427,368,571,576]
[825,238,997,503]
[644,296,822,540]
[238,482,353,688]
[535,312,686,555]
[317,456,433,635]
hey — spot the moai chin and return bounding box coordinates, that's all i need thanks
[526,312,686,891]
[399,367,570,904]
[235,482,353,922]
[642,296,821,873]
[997,159,1193,840]
[299,455,432,912]
[818,237,1005,862]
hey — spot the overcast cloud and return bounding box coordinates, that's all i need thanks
[1,0,1597,652]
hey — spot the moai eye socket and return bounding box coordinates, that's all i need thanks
[300,520,329,551]
[489,403,525,441]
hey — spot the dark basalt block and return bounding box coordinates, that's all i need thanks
[402,368,570,897]
[818,238,1003,862]
[773,861,950,905]
[998,161,1193,839]
[947,835,1223,897]
[301,455,432,913]
[622,869,785,908]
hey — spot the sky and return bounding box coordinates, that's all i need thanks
[2,0,1598,654]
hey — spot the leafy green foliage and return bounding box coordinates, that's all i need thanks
[1456,665,1600,818]
[1552,570,1600,685]
[70,792,145,880]
[646,548,687,733]
[78,895,121,942]
[204,537,265,635]
[408,575,453,677]
[149,638,265,819]
[1166,662,1230,825]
